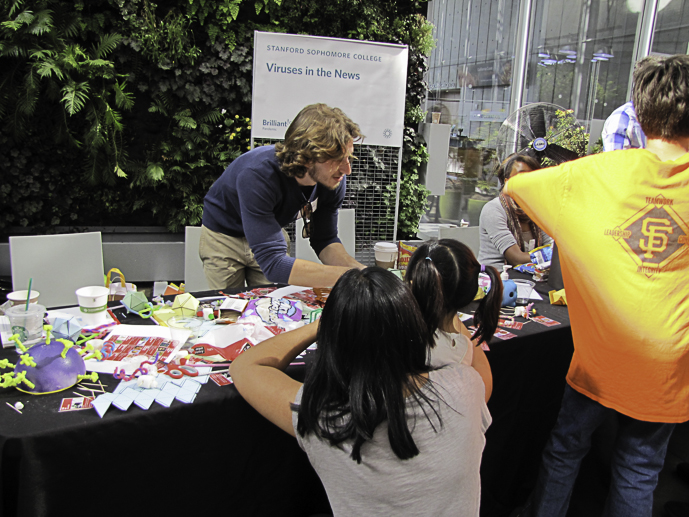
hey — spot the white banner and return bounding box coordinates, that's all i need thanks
[252,31,408,148]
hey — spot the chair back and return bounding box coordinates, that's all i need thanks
[10,232,104,308]
[437,226,480,256]
[295,209,356,262]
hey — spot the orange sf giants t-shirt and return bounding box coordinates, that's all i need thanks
[505,149,689,423]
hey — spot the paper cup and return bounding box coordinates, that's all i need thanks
[374,242,398,269]
[513,279,536,305]
[75,286,110,326]
[6,303,46,346]
[7,290,40,306]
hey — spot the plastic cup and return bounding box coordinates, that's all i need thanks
[6,304,46,346]
[7,290,40,306]
[75,286,110,326]
[374,242,399,269]
[167,317,202,347]
[514,279,536,305]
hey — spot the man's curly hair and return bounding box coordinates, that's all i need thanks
[275,104,364,178]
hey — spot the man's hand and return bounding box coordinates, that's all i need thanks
[287,243,364,287]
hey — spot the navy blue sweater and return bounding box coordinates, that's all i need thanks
[202,145,344,283]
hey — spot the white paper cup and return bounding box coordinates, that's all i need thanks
[6,303,46,346]
[7,290,40,306]
[75,286,110,326]
[514,279,536,305]
[374,242,398,269]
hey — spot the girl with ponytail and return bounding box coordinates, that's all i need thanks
[406,239,503,401]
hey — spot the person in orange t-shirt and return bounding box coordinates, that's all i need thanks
[506,55,689,517]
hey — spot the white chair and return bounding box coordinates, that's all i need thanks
[438,226,480,256]
[295,208,356,262]
[10,232,104,308]
[184,226,210,292]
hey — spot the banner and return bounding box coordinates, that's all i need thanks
[252,31,408,148]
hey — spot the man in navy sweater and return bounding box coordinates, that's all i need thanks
[200,103,365,289]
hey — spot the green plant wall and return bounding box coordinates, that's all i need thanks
[0,0,432,236]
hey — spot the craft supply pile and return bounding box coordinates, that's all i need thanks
[0,284,331,418]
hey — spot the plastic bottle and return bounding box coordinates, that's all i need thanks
[501,264,512,282]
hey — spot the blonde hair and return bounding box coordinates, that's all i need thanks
[275,104,364,178]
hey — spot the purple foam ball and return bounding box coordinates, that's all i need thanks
[15,341,86,394]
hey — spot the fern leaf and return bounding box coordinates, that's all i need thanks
[146,163,165,182]
[113,81,134,110]
[9,1,25,18]
[61,81,90,115]
[92,33,123,59]
[229,3,240,19]
[177,116,197,129]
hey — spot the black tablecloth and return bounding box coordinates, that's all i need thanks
[0,278,573,517]
[480,273,573,517]
[0,288,329,517]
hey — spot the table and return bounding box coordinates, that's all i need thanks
[480,272,573,517]
[0,289,330,517]
[1,279,573,517]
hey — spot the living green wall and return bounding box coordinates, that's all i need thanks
[0,0,432,238]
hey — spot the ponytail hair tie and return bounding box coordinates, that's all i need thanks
[480,264,485,272]
[425,256,432,261]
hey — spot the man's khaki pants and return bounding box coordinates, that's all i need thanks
[199,225,289,289]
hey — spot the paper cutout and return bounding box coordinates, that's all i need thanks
[172,294,199,317]
[52,317,83,342]
[549,289,567,306]
[91,373,206,417]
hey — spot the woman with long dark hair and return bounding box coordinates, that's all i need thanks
[478,153,552,267]
[230,267,491,515]
[406,239,502,397]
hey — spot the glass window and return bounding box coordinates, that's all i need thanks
[425,0,520,228]
[652,0,689,54]
[524,0,640,122]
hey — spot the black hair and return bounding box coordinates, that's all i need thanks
[406,239,503,347]
[296,267,436,463]
[633,54,689,140]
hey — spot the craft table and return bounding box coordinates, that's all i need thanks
[0,276,573,517]
[479,272,573,517]
[0,288,330,517]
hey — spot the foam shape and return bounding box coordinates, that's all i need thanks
[133,393,155,410]
[113,379,139,394]
[155,391,175,408]
[93,393,116,418]
[52,317,83,342]
[144,388,162,399]
[112,393,135,411]
[123,291,150,313]
[181,378,202,393]
[152,306,176,326]
[120,387,140,399]
[172,294,199,318]
[162,383,181,396]
[14,340,86,395]
[175,389,197,404]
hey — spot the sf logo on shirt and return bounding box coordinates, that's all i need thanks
[604,195,689,276]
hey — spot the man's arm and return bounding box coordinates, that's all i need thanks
[318,242,365,268]
[287,252,361,288]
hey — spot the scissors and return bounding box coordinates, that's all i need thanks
[164,363,199,379]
